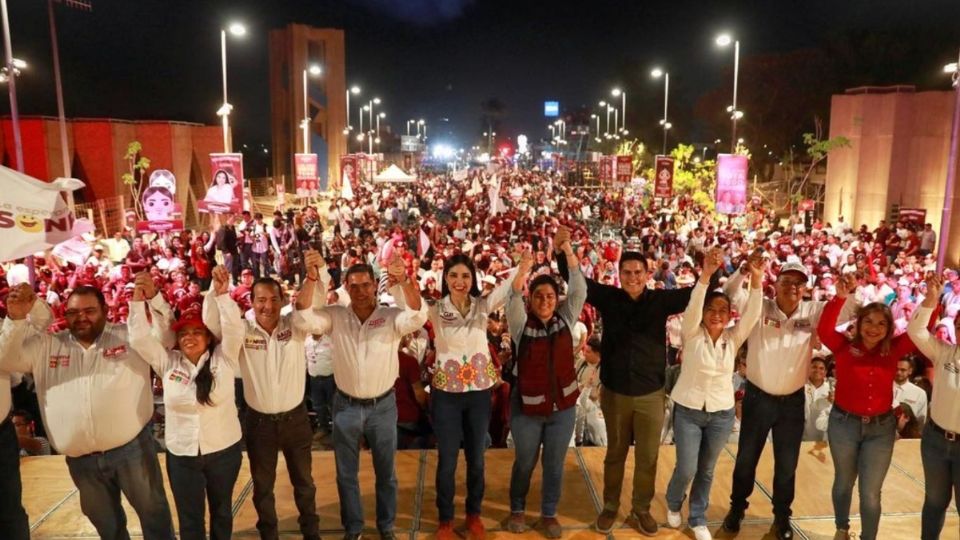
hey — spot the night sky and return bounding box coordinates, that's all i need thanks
[4,0,960,155]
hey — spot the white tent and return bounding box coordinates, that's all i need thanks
[373,164,416,183]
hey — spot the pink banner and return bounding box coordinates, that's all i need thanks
[616,155,632,183]
[715,154,749,215]
[294,153,319,197]
[199,153,244,214]
[654,155,674,199]
[599,156,613,183]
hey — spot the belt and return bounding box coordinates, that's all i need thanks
[248,403,305,422]
[833,404,893,424]
[337,388,394,407]
[930,419,960,442]
[746,381,803,400]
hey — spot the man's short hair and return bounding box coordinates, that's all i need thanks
[619,251,650,272]
[344,263,376,283]
[252,277,284,299]
[69,285,107,309]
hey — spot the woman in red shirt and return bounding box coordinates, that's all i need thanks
[817,275,918,540]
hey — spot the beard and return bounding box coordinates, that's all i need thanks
[69,320,105,342]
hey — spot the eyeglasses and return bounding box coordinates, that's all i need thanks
[777,279,806,288]
[64,307,100,318]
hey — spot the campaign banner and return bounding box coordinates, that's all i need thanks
[898,208,927,227]
[654,155,675,199]
[715,154,749,215]
[340,155,357,200]
[403,153,413,172]
[137,169,183,233]
[599,156,613,183]
[294,153,319,198]
[199,154,244,214]
[616,155,633,183]
[401,136,420,153]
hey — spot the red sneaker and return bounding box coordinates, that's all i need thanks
[436,521,456,540]
[464,513,486,540]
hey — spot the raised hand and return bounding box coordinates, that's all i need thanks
[212,265,231,295]
[386,252,407,286]
[836,274,858,299]
[134,271,157,300]
[5,283,37,320]
[923,273,944,307]
[518,248,535,274]
[554,225,572,254]
[702,246,724,278]
[303,249,324,281]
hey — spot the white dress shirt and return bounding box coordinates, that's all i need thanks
[725,271,857,395]
[0,319,154,457]
[672,282,762,412]
[129,294,243,456]
[306,334,334,377]
[803,381,832,441]
[893,380,928,425]
[908,307,960,432]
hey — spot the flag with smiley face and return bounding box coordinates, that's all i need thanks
[0,165,89,263]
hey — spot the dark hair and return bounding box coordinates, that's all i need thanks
[252,277,284,300]
[189,338,218,406]
[586,335,602,352]
[344,263,376,283]
[141,185,173,204]
[441,254,481,298]
[529,274,560,297]
[618,251,650,272]
[811,357,827,369]
[703,291,732,312]
[10,409,32,421]
[70,285,107,309]
[853,302,895,355]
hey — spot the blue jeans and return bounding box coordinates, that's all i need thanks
[921,422,960,539]
[431,389,492,522]
[165,441,243,540]
[666,403,735,527]
[65,424,175,540]
[310,374,336,432]
[508,391,576,517]
[0,417,29,540]
[332,391,398,534]
[827,406,896,540]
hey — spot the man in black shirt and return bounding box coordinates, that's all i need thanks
[215,214,240,280]
[559,250,692,536]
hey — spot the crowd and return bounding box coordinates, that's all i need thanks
[0,165,957,540]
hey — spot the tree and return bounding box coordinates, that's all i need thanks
[640,143,718,211]
[780,118,851,205]
[121,142,151,220]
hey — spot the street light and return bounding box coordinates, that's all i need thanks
[651,67,670,154]
[218,21,246,153]
[345,85,360,136]
[600,101,611,136]
[301,63,322,153]
[612,87,626,133]
[716,33,741,152]
[938,49,960,271]
[367,98,381,153]
[406,119,416,136]
[0,56,25,83]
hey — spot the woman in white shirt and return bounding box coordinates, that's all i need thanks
[429,252,517,540]
[664,247,763,540]
[128,266,244,540]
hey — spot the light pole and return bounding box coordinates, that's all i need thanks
[301,64,322,153]
[939,53,960,271]
[367,98,380,154]
[716,33,742,153]
[612,88,626,133]
[590,114,600,140]
[0,0,23,172]
[651,68,670,154]
[217,22,246,153]
[406,119,415,136]
[600,101,610,136]
[358,106,366,147]
[376,112,385,147]
[344,85,360,136]
[418,119,427,141]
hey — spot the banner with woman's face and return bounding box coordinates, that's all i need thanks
[137,169,184,233]
[199,153,244,214]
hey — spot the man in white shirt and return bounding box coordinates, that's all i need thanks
[0,283,175,540]
[893,358,928,430]
[308,256,427,540]
[803,358,832,441]
[306,332,335,438]
[204,253,325,540]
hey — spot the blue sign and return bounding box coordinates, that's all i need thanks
[544,101,559,117]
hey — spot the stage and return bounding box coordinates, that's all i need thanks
[21,441,956,539]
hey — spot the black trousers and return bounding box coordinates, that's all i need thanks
[166,441,242,540]
[0,417,29,540]
[244,403,319,540]
[729,381,805,520]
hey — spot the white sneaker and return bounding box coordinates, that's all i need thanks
[692,525,713,540]
[666,510,682,528]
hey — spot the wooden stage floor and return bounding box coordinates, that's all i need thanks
[21,440,958,539]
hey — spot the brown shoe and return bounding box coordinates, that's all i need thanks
[832,530,850,540]
[594,509,618,533]
[538,517,563,539]
[627,511,658,536]
[502,512,528,533]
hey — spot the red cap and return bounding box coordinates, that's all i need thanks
[171,307,206,333]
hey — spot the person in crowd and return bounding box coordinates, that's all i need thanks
[665,248,762,540]
[203,253,326,540]
[395,349,431,449]
[0,283,176,540]
[817,274,919,540]
[905,274,960,539]
[557,246,693,536]
[721,255,856,540]
[892,357,928,431]
[0,371,29,539]
[802,357,832,442]
[426,248,517,540]
[215,214,240,280]
[12,409,51,456]
[307,254,427,540]
[576,336,606,446]
[502,226,586,538]
[306,331,335,440]
[129,266,244,540]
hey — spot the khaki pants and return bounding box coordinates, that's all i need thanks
[600,387,666,514]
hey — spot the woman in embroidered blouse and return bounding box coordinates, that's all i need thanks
[429,248,518,540]
[128,266,245,540]
[816,274,918,540]
[502,226,586,538]
[664,247,763,540]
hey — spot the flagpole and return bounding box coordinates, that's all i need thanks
[48,0,75,213]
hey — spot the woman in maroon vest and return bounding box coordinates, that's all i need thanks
[503,226,586,538]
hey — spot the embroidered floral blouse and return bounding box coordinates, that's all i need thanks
[428,268,518,392]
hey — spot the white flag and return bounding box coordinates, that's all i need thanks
[0,166,88,263]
